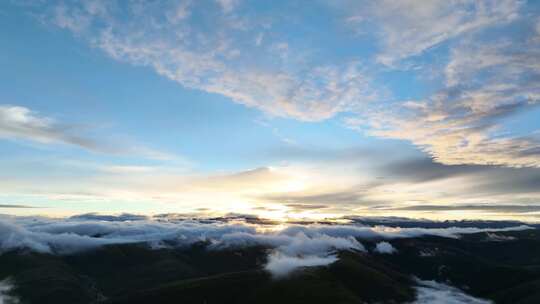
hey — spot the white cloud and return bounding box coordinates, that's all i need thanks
[212,230,364,277]
[167,1,192,24]
[215,0,239,14]
[0,105,95,148]
[264,252,337,278]
[345,0,521,66]
[255,32,264,46]
[97,32,375,121]
[0,279,19,304]
[36,1,379,122]
[0,215,531,277]
[40,0,538,168]
[373,241,396,254]
[0,104,175,160]
[485,233,516,242]
[53,4,90,33]
[414,279,492,304]
[355,24,540,168]
[279,224,531,240]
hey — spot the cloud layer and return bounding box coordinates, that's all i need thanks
[0,214,532,276]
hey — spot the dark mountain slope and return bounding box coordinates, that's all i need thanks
[1,229,540,303]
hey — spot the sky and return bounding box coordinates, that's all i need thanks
[0,0,540,221]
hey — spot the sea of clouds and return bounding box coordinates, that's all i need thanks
[0,214,532,277]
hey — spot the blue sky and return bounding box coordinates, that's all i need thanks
[1,0,540,221]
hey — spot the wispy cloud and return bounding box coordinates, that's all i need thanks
[344,0,521,66]
[35,1,380,122]
[349,21,540,168]
[0,105,101,151]
[0,204,37,209]
[215,0,239,14]
[0,104,175,160]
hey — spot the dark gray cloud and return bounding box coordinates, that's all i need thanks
[259,183,384,207]
[0,204,37,208]
[252,157,540,213]
[261,192,357,206]
[380,157,540,195]
[471,168,540,196]
[285,204,329,211]
[262,145,380,163]
[69,213,148,221]
[386,204,540,213]
[380,157,490,182]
